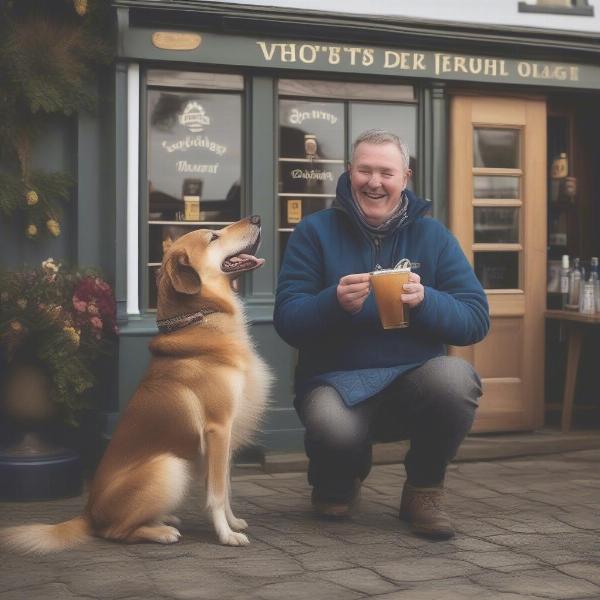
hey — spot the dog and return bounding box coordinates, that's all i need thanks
[2,216,272,553]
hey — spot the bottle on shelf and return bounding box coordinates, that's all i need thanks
[560,254,570,309]
[566,257,582,310]
[579,279,596,315]
[589,256,600,313]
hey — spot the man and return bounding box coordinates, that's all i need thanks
[274,129,489,540]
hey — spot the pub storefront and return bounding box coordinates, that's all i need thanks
[105,1,600,452]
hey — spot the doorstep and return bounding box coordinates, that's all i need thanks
[258,428,600,474]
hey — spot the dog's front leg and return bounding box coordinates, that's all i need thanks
[205,424,249,546]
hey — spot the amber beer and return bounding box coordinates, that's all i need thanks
[370,268,411,329]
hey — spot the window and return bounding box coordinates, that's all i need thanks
[472,126,523,290]
[277,79,417,263]
[144,71,244,310]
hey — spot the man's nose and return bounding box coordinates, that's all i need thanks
[368,173,382,187]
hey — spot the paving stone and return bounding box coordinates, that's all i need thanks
[318,567,400,594]
[452,550,541,568]
[556,562,600,586]
[370,578,537,599]
[372,556,483,582]
[1,448,600,599]
[247,579,363,599]
[472,568,600,599]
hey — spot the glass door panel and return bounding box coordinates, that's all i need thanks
[146,82,244,309]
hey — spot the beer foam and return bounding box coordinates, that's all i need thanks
[370,268,411,276]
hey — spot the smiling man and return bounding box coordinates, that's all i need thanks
[274,129,489,540]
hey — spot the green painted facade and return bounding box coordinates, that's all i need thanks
[6,1,597,454]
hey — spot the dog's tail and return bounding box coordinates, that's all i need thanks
[0,515,92,554]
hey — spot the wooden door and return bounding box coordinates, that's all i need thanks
[450,96,547,432]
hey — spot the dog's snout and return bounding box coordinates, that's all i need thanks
[249,215,260,225]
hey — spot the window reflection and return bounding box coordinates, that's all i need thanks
[148,90,242,222]
[474,252,519,289]
[474,207,519,244]
[473,128,520,169]
[473,176,520,199]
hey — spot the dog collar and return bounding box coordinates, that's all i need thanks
[157,306,218,334]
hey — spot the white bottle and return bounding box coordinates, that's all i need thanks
[560,255,570,309]
[580,281,596,315]
[589,257,600,313]
[567,257,582,309]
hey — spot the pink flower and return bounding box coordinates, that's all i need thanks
[73,296,87,313]
[90,316,103,329]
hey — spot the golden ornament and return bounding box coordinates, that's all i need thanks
[63,326,81,348]
[46,219,61,237]
[26,190,39,206]
[26,224,38,238]
[74,0,88,16]
[10,320,23,333]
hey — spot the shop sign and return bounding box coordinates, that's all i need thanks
[127,30,600,89]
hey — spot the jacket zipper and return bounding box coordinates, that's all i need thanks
[373,237,381,270]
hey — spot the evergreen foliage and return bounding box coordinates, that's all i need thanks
[0,0,113,239]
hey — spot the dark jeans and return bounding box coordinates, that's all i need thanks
[295,356,482,500]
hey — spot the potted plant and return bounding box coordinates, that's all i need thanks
[0,258,117,500]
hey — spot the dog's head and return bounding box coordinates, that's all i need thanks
[156,216,264,318]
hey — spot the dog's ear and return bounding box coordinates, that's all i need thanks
[163,248,202,295]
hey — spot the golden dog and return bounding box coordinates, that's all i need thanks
[2,216,272,552]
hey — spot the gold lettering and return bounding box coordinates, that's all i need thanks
[554,66,567,80]
[499,60,508,76]
[256,41,277,61]
[328,46,341,64]
[453,56,468,74]
[362,48,374,67]
[299,44,317,64]
[398,52,411,69]
[484,59,497,76]
[468,58,482,74]
[413,53,426,70]
[517,62,531,77]
[434,53,442,75]
[570,66,579,81]
[343,47,362,65]
[281,43,296,62]
[442,55,452,72]
[384,50,401,69]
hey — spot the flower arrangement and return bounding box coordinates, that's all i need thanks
[0,258,117,425]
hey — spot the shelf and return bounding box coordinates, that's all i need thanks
[278,158,345,164]
[278,193,336,197]
[148,221,234,226]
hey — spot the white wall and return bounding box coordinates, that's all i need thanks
[205,0,600,33]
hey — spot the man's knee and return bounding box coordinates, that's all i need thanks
[301,386,369,451]
[416,356,482,415]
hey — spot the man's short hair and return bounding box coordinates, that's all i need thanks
[351,129,410,171]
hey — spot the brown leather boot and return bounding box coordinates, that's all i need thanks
[311,479,361,519]
[399,482,455,540]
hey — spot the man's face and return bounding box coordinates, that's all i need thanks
[349,142,409,226]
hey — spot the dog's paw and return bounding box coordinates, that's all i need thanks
[228,517,248,531]
[156,526,182,544]
[219,530,249,546]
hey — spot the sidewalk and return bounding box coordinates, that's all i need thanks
[1,447,600,599]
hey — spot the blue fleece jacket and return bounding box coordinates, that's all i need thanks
[274,172,490,406]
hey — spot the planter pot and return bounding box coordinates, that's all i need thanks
[0,364,82,501]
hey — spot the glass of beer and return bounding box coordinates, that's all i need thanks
[370,268,411,329]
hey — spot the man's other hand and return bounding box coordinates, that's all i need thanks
[401,272,425,307]
[337,273,371,314]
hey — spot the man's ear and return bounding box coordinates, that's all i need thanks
[163,248,201,295]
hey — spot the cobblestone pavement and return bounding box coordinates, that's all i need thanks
[1,449,600,600]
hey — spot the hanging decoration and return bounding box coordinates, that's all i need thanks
[0,0,112,239]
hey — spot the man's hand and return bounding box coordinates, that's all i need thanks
[401,272,425,307]
[337,273,371,314]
